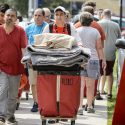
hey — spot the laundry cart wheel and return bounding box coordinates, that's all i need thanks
[42,119,46,125]
[71,120,75,125]
[56,119,59,123]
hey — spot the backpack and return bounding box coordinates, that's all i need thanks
[49,23,71,35]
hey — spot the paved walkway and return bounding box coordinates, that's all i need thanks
[15,93,107,125]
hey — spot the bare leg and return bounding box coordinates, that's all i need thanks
[86,77,95,108]
[79,76,85,108]
[100,75,107,93]
[107,74,113,95]
[30,84,38,112]
[97,78,100,91]
[96,78,103,100]
[31,84,37,102]
[78,76,85,115]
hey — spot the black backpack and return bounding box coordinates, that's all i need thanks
[49,23,71,35]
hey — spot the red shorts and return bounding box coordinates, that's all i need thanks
[100,60,115,76]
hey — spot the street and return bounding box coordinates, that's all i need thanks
[15,93,107,125]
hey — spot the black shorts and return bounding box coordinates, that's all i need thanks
[100,60,115,76]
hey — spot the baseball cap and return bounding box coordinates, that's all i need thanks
[54,6,66,13]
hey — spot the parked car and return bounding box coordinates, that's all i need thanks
[111,16,125,30]
[121,30,125,38]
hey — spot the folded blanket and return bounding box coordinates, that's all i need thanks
[27,45,90,57]
[33,33,77,49]
[31,54,88,67]
[21,45,91,68]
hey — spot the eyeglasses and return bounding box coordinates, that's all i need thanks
[45,15,51,18]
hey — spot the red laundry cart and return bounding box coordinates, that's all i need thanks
[36,69,81,125]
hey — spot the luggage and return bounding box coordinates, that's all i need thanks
[18,73,30,101]
[37,74,81,117]
[16,73,30,110]
[18,73,30,99]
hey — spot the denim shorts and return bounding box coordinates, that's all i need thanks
[81,59,100,79]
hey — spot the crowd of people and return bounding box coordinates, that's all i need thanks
[0,1,124,125]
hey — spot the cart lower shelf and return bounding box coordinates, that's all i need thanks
[41,116,76,125]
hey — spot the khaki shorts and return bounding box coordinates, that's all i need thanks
[28,68,37,85]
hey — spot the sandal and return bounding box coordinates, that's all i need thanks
[85,101,94,111]
[96,92,103,100]
[87,107,95,113]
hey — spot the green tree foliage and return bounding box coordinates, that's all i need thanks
[40,0,70,12]
[0,0,74,17]
[14,0,28,17]
[0,0,28,17]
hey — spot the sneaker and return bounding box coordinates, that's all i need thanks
[107,94,112,100]
[96,92,103,100]
[6,117,17,125]
[77,108,83,115]
[0,117,5,125]
[87,108,95,113]
[31,102,38,112]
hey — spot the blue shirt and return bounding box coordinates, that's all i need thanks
[25,22,47,45]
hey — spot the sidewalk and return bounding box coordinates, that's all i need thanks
[15,93,107,125]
